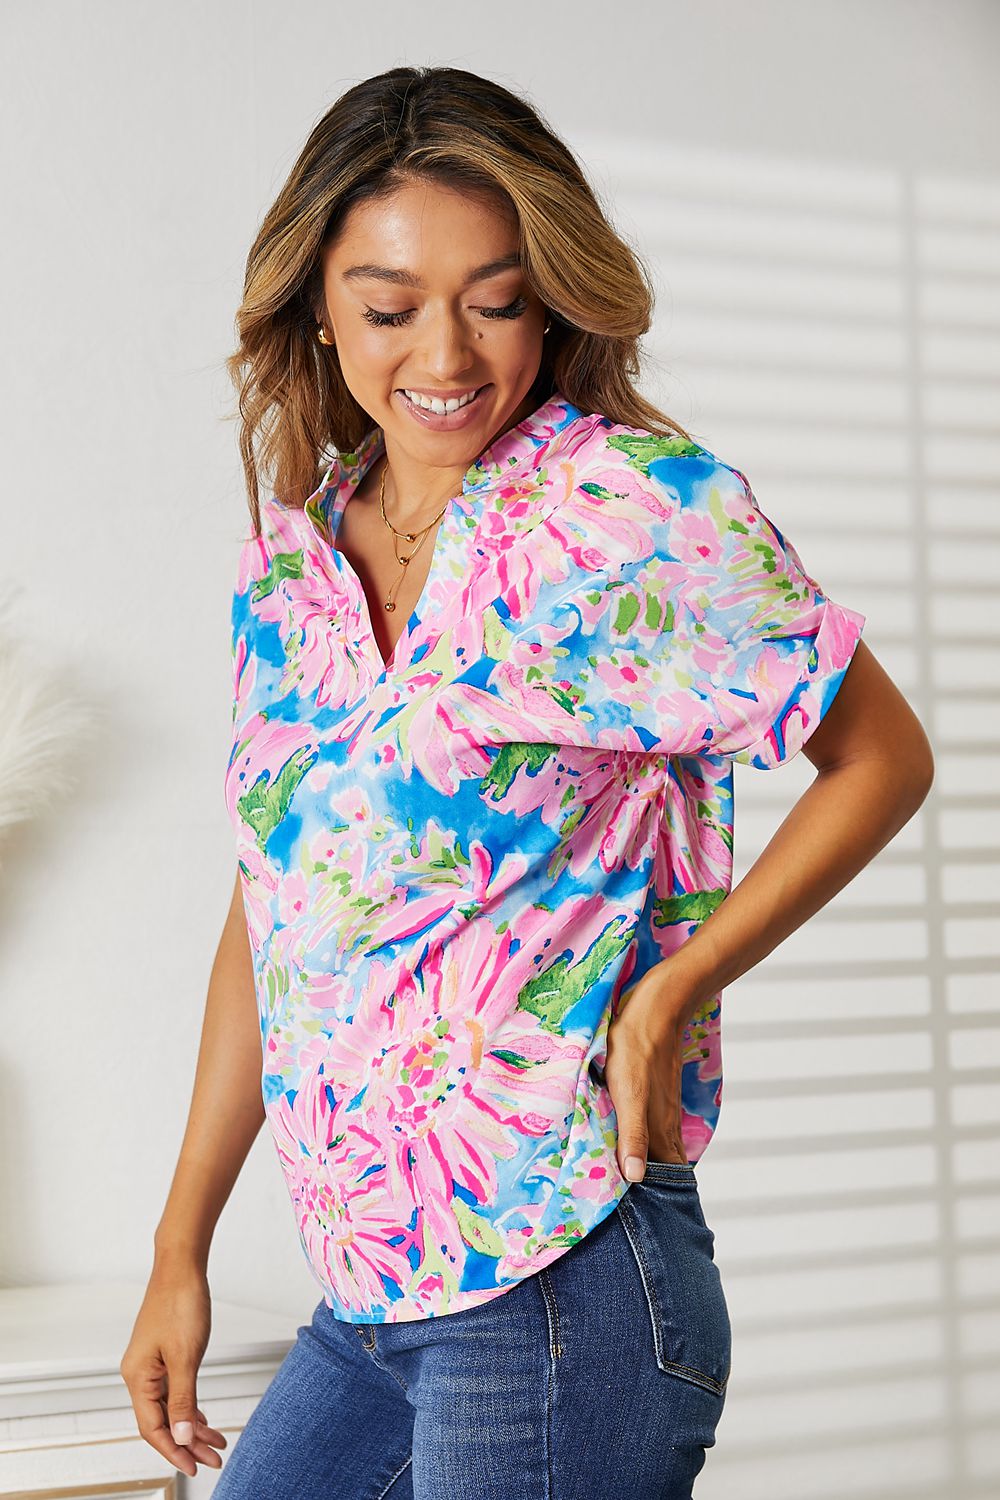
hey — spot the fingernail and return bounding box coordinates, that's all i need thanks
[624,1155,646,1181]
[172,1421,194,1445]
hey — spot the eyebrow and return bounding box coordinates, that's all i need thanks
[341,252,522,289]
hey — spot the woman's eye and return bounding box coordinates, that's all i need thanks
[361,295,529,329]
[481,295,529,321]
[362,307,411,328]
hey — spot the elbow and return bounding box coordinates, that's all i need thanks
[917,750,935,804]
[901,724,936,811]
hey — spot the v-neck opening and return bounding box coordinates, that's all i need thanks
[326,429,454,681]
[303,389,581,685]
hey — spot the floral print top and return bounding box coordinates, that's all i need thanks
[225,390,866,1324]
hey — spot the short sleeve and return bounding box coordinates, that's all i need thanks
[488,455,866,768]
[229,532,262,716]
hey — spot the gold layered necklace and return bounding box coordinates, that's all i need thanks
[377,454,451,614]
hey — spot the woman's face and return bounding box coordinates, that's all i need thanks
[318,177,549,471]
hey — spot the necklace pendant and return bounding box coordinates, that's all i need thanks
[399,554,411,565]
[404,532,417,544]
[385,600,396,612]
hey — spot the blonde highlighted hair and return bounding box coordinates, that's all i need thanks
[225,65,694,536]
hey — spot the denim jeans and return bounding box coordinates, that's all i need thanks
[211,1160,731,1499]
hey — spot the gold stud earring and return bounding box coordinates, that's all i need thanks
[317,324,334,346]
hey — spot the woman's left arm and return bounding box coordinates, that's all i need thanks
[606,638,936,1180]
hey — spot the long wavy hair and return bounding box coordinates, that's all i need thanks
[225,65,695,537]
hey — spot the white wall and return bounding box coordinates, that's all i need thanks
[2,3,997,1497]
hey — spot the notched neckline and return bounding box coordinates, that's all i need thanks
[313,429,461,681]
[295,391,587,684]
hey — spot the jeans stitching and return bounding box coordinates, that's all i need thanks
[536,1271,557,1500]
[538,1266,563,1359]
[616,1194,665,1367]
[643,1160,697,1181]
[354,1325,412,1398]
[380,1357,412,1398]
[375,1451,413,1498]
[615,1196,729,1397]
[354,1322,377,1352]
[662,1358,730,1396]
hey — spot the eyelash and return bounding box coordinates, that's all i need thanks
[361,295,529,329]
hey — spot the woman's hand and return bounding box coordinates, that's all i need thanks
[605,970,700,1180]
[119,1259,227,1480]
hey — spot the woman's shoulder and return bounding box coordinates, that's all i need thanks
[567,412,744,509]
[541,412,749,577]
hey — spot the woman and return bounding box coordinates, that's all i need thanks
[120,65,934,1498]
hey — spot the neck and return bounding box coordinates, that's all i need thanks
[378,447,469,528]
[376,388,539,522]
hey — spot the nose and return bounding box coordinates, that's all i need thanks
[416,313,480,382]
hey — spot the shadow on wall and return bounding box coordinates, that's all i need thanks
[582,131,999,1500]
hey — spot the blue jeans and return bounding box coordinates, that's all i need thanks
[212,1161,731,1499]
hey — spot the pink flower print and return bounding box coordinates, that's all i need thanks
[670,504,725,567]
[465,474,543,554]
[264,1067,417,1315]
[297,834,413,966]
[382,657,514,794]
[236,533,271,593]
[709,635,818,755]
[541,470,676,574]
[307,919,600,1283]
[231,630,252,719]
[823,597,868,666]
[298,965,362,1019]
[251,522,369,712]
[225,712,319,843]
[482,739,667,881]
[477,482,580,624]
[650,759,733,903]
[364,826,530,954]
[680,1110,717,1165]
[485,636,600,741]
[279,869,311,926]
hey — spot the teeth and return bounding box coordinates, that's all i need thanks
[403,387,480,414]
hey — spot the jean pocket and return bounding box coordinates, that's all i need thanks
[644,1158,698,1179]
[616,1172,732,1397]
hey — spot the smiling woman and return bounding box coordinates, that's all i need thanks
[321,181,542,460]
[119,60,931,1500]
[222,67,694,541]
[305,176,566,663]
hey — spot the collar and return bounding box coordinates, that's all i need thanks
[304,389,586,545]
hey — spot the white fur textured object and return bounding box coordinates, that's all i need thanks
[0,594,100,848]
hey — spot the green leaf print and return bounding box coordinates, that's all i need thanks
[483,741,560,799]
[410,1231,462,1304]
[578,480,629,503]
[490,1048,533,1071]
[453,1196,506,1259]
[612,591,641,635]
[251,550,305,601]
[518,913,636,1031]
[237,744,318,852]
[605,433,706,477]
[389,821,471,878]
[653,889,728,928]
[482,604,517,662]
[303,492,333,544]
[707,483,788,587]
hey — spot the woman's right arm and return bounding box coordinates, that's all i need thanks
[120,866,265,1479]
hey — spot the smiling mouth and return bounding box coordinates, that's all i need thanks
[396,384,490,412]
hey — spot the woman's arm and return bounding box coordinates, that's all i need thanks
[606,639,935,1177]
[120,867,264,1478]
[152,865,266,1268]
